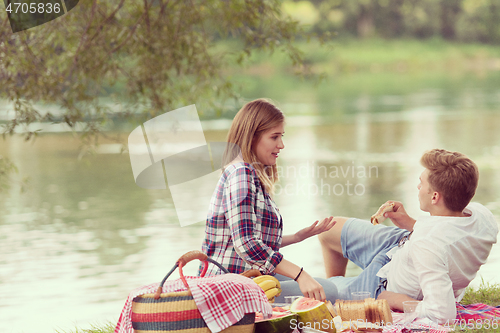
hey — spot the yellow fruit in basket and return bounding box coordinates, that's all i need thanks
[253,275,281,289]
[253,275,270,284]
[267,275,281,289]
[258,279,277,292]
[253,275,282,303]
[265,287,281,300]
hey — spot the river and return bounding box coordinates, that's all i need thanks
[1,70,500,332]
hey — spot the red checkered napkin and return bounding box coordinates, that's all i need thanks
[188,273,272,332]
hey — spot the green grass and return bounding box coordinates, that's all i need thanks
[314,38,500,74]
[452,282,500,333]
[219,37,500,76]
[217,37,500,110]
[461,281,500,307]
[64,283,500,333]
[56,322,115,333]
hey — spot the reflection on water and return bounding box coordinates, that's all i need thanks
[2,74,500,332]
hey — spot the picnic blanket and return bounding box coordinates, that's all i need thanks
[114,273,272,333]
[340,303,500,333]
[382,312,452,333]
[338,311,451,332]
[456,302,500,321]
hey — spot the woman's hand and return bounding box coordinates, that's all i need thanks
[296,270,326,301]
[273,260,325,301]
[281,217,335,247]
[384,201,416,231]
[296,216,335,242]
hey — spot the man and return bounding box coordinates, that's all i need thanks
[319,149,498,324]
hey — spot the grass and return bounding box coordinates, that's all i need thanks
[55,322,115,333]
[215,37,500,111]
[457,282,500,333]
[64,283,500,333]
[461,281,500,307]
[313,38,500,74]
[219,37,500,76]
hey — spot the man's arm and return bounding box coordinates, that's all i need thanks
[384,201,416,231]
[377,291,419,312]
[379,242,456,324]
[410,241,457,324]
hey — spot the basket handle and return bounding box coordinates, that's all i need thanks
[154,250,230,299]
[177,250,208,266]
[240,269,262,278]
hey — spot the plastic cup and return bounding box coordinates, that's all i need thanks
[285,295,301,305]
[403,301,420,324]
[351,291,371,300]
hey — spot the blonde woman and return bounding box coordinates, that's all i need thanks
[200,99,338,302]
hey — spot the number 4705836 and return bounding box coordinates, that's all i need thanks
[445,319,499,330]
[5,2,61,14]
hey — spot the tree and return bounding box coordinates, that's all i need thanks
[341,0,376,38]
[0,0,319,131]
[0,0,325,189]
[440,0,462,40]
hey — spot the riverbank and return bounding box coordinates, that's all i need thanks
[229,37,500,76]
[215,37,500,113]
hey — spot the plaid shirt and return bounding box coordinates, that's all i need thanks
[200,162,283,276]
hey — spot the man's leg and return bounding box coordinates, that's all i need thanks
[319,216,410,278]
[319,216,411,299]
[318,217,350,278]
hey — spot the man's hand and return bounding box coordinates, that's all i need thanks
[384,201,416,231]
[377,290,419,312]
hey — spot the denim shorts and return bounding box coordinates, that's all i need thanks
[327,218,410,300]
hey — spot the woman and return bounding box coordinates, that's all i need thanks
[200,99,338,302]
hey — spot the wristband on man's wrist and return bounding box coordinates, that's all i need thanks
[294,267,304,281]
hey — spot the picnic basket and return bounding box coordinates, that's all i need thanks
[131,250,260,333]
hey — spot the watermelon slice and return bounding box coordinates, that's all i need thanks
[254,311,298,333]
[290,297,336,333]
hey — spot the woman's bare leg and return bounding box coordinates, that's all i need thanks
[319,217,350,278]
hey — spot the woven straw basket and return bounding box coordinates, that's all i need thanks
[131,251,259,333]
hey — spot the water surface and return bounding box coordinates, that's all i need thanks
[1,71,500,332]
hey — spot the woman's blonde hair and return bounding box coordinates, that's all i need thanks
[224,99,284,194]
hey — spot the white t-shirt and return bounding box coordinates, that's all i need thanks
[377,203,498,324]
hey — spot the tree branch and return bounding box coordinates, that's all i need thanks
[86,0,126,45]
[143,0,151,34]
[70,0,98,77]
